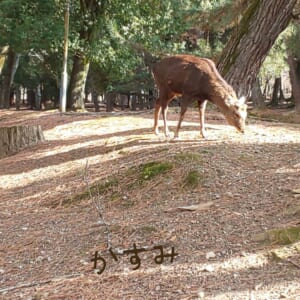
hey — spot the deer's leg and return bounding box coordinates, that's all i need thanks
[174,95,190,138]
[153,100,161,135]
[161,103,170,137]
[198,100,207,139]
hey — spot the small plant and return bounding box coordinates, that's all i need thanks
[140,161,173,181]
[183,170,203,188]
[139,225,158,233]
[255,226,300,245]
[121,199,135,208]
[268,227,300,245]
[97,177,119,194]
[63,177,119,206]
[175,152,202,163]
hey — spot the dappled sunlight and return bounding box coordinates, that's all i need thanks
[139,251,269,276]
[242,124,300,144]
[1,110,300,299]
[45,116,154,140]
[208,281,299,300]
[0,133,156,189]
[32,139,105,159]
[275,164,300,174]
[92,244,299,299]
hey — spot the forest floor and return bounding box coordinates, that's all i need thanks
[0,106,300,300]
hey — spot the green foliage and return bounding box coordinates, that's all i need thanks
[0,0,254,98]
[266,226,300,245]
[286,22,300,59]
[260,26,291,81]
[64,176,119,206]
[140,161,173,181]
[0,0,63,52]
[183,170,203,188]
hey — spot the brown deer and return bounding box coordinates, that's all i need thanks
[152,54,247,138]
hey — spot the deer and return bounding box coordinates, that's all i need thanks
[152,54,247,139]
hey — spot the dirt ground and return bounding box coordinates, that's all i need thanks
[0,107,300,300]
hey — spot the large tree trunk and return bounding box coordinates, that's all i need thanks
[251,77,265,108]
[67,54,90,110]
[218,0,297,98]
[287,54,300,113]
[0,48,20,109]
[0,125,44,159]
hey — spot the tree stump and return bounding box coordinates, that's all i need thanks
[0,125,45,159]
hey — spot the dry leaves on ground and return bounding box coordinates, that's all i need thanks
[0,107,300,300]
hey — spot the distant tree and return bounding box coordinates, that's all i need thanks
[0,0,63,109]
[66,0,197,110]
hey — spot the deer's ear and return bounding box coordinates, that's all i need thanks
[238,96,246,105]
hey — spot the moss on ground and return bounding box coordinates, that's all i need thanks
[254,226,300,245]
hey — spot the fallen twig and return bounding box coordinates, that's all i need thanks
[83,160,112,249]
[0,273,82,294]
[287,259,300,269]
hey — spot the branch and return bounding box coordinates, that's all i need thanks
[83,160,112,249]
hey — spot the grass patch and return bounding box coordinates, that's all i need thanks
[175,152,202,163]
[254,226,300,245]
[62,177,119,206]
[239,153,252,161]
[121,199,135,208]
[97,177,119,193]
[139,161,173,181]
[183,170,203,189]
[284,205,300,217]
[138,225,158,234]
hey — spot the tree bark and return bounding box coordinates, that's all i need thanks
[92,92,100,112]
[105,92,114,112]
[0,125,44,159]
[15,88,21,110]
[218,0,297,98]
[67,54,90,110]
[270,77,281,107]
[251,77,265,108]
[287,54,300,113]
[0,46,9,75]
[0,48,20,109]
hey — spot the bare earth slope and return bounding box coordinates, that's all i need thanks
[0,108,299,299]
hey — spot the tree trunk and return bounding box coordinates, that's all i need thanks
[218,0,297,98]
[0,46,9,75]
[92,92,100,112]
[287,54,300,113]
[15,88,21,110]
[0,49,20,109]
[35,85,42,110]
[270,77,281,107]
[27,89,36,109]
[130,94,137,111]
[106,93,114,112]
[67,54,90,110]
[0,125,45,159]
[66,0,105,110]
[251,77,265,108]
